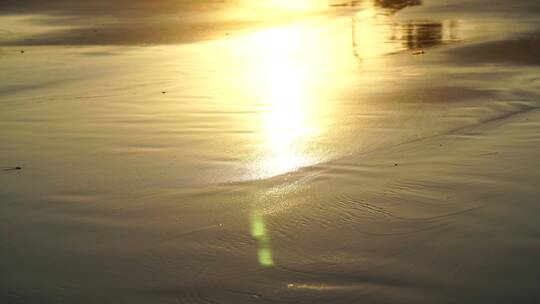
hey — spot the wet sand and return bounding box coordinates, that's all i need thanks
[1,0,540,303]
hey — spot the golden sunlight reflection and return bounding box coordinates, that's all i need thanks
[236,0,328,14]
[225,1,462,267]
[351,4,398,58]
[217,0,463,180]
[246,0,325,11]
[251,27,322,177]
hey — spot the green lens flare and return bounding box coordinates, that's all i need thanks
[251,213,275,267]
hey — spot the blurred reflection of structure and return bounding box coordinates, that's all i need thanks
[398,20,459,50]
[374,0,422,13]
[347,0,459,58]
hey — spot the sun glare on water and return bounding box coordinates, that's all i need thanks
[220,2,408,180]
[239,0,328,12]
[195,0,461,181]
[248,27,324,178]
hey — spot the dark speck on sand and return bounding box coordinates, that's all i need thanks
[3,166,22,171]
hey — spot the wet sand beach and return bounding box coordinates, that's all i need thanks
[1,1,540,303]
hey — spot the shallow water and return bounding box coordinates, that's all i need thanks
[1,0,540,303]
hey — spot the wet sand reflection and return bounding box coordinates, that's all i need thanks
[351,0,460,59]
[243,0,464,268]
